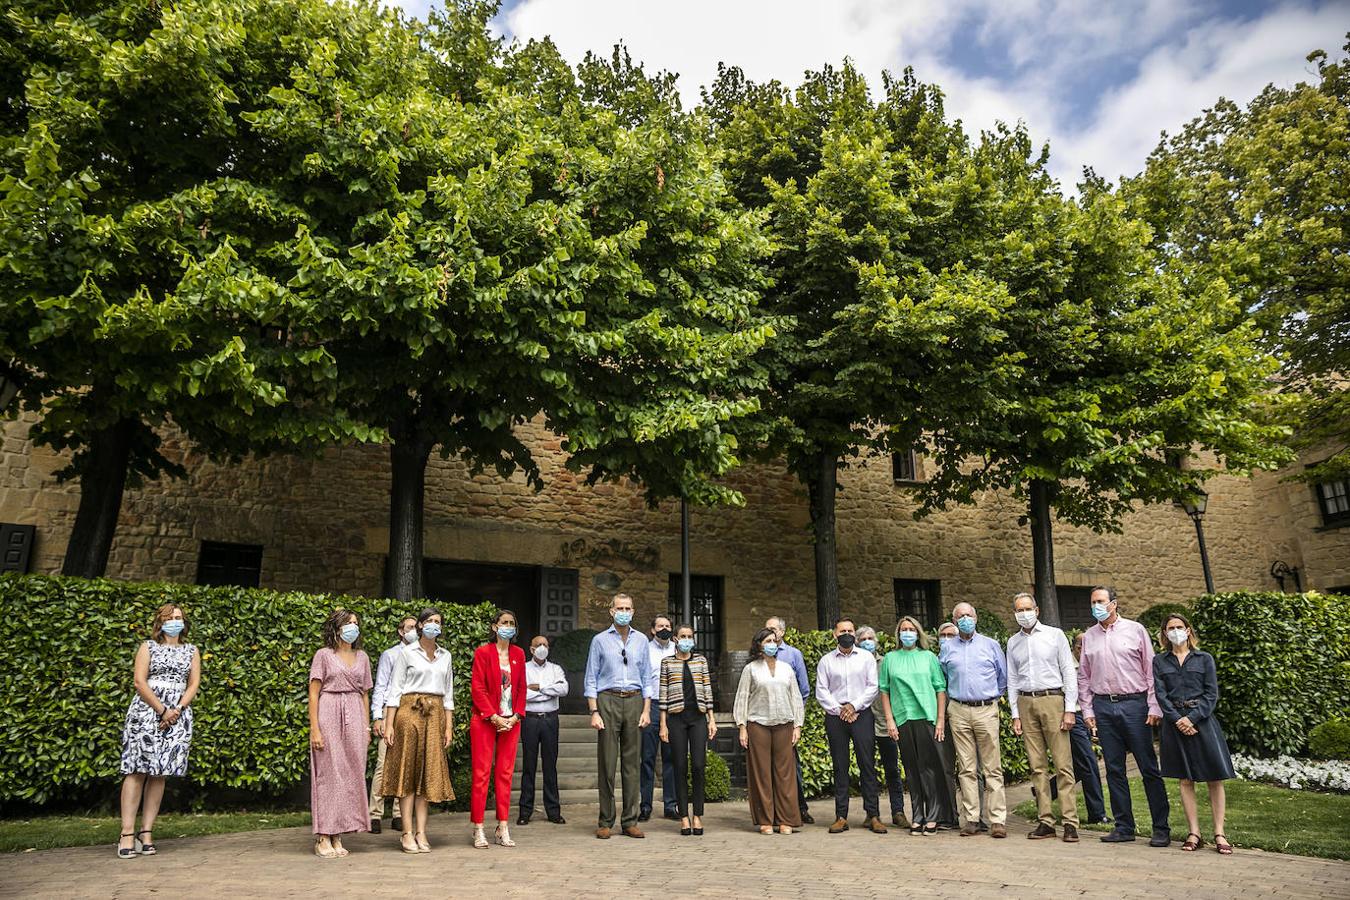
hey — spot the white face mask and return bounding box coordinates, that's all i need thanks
[1167,628,1190,646]
[533,645,549,661]
[1015,610,1037,629]
[401,629,418,644]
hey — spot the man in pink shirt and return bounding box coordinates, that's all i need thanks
[1078,587,1171,847]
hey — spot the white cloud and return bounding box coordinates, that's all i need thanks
[390,0,1349,189]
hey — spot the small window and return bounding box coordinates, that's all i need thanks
[196,541,263,588]
[893,579,942,630]
[1054,585,1097,630]
[668,574,724,662]
[0,524,35,574]
[892,451,919,483]
[1315,478,1350,527]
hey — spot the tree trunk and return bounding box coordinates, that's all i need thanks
[0,375,18,413]
[1028,479,1062,626]
[807,450,841,630]
[61,418,136,578]
[383,432,433,601]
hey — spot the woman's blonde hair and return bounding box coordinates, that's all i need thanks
[894,616,929,650]
[1159,613,1199,652]
[150,604,188,643]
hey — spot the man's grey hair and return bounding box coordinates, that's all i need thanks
[766,616,787,632]
[1012,592,1035,606]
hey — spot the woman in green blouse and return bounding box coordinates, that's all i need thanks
[879,616,954,835]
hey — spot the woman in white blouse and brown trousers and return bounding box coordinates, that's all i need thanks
[734,627,805,834]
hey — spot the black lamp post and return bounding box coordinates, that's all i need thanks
[1174,488,1215,594]
[679,497,692,628]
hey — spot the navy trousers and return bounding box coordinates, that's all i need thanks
[1050,712,1108,822]
[640,701,677,815]
[1094,695,1170,836]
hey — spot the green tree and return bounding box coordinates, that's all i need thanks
[0,0,361,576]
[254,24,773,599]
[1124,36,1350,481]
[705,63,1014,626]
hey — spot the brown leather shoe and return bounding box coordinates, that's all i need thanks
[622,826,645,839]
[828,817,849,833]
[991,823,1007,838]
[892,812,910,829]
[595,827,611,839]
[960,824,980,836]
[866,816,888,834]
[1062,824,1080,843]
[1028,823,1057,840]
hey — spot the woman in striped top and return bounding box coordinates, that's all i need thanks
[659,624,717,835]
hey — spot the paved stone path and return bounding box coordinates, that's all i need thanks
[3,794,1347,900]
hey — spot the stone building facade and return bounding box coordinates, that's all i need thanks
[2,411,1347,659]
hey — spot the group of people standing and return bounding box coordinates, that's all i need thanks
[113,586,1236,859]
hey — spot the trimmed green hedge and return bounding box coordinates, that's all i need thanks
[787,622,1028,799]
[1309,719,1350,761]
[1192,591,1350,758]
[700,746,731,802]
[0,575,494,805]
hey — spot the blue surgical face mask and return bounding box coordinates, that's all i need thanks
[957,616,976,635]
[496,626,516,642]
[421,622,442,640]
[1091,604,1110,623]
[762,642,779,657]
[613,610,633,627]
[899,631,919,648]
[161,619,185,637]
[859,638,877,653]
[340,623,360,644]
[677,638,695,653]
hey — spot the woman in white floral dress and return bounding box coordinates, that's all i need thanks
[117,604,201,859]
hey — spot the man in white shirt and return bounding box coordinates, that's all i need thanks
[640,614,678,821]
[369,615,417,833]
[518,634,570,826]
[816,618,886,834]
[1006,592,1080,843]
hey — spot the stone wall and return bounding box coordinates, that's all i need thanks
[3,413,1347,650]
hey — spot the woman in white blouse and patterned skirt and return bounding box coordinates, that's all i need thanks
[383,607,455,853]
[734,627,805,834]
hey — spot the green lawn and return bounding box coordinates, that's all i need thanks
[1014,777,1350,860]
[0,810,312,853]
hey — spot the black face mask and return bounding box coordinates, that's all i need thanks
[837,633,856,649]
[655,628,673,641]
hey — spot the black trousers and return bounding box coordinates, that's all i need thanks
[518,711,560,819]
[824,709,878,819]
[875,731,905,817]
[666,708,707,817]
[896,719,955,827]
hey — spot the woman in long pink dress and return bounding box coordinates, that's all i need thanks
[308,608,373,858]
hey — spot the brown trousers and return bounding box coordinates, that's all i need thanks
[1019,692,1078,827]
[746,722,801,827]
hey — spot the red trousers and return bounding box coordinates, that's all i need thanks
[469,716,521,824]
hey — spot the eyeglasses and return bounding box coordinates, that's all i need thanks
[621,648,628,666]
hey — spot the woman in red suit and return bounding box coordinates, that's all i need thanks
[469,609,527,849]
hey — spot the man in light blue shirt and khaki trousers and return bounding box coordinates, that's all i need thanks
[940,602,1009,837]
[585,593,654,839]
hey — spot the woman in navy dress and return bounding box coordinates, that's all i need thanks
[1152,614,1235,855]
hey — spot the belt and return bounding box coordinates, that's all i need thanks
[525,710,558,718]
[603,689,641,698]
[1101,691,1146,703]
[1019,688,1064,697]
[952,697,999,707]
[1180,700,1199,709]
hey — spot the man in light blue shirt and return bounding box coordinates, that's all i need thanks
[585,593,654,838]
[767,616,815,824]
[939,602,1008,837]
[369,614,417,833]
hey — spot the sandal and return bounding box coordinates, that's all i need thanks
[1215,834,1232,855]
[331,837,348,858]
[910,822,923,836]
[117,833,137,860]
[494,823,515,847]
[399,832,419,854]
[314,837,338,859]
[1181,832,1203,852]
[759,825,774,835]
[414,831,431,853]
[924,822,938,835]
[473,825,489,849]
[136,830,157,856]
[778,824,794,835]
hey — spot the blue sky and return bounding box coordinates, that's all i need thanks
[391,0,1350,185]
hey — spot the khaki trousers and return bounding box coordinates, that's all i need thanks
[367,734,388,820]
[596,691,644,829]
[948,700,1006,826]
[1020,693,1078,826]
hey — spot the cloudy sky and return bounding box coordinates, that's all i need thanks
[391,0,1349,186]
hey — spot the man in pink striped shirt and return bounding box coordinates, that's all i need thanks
[1078,587,1171,847]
